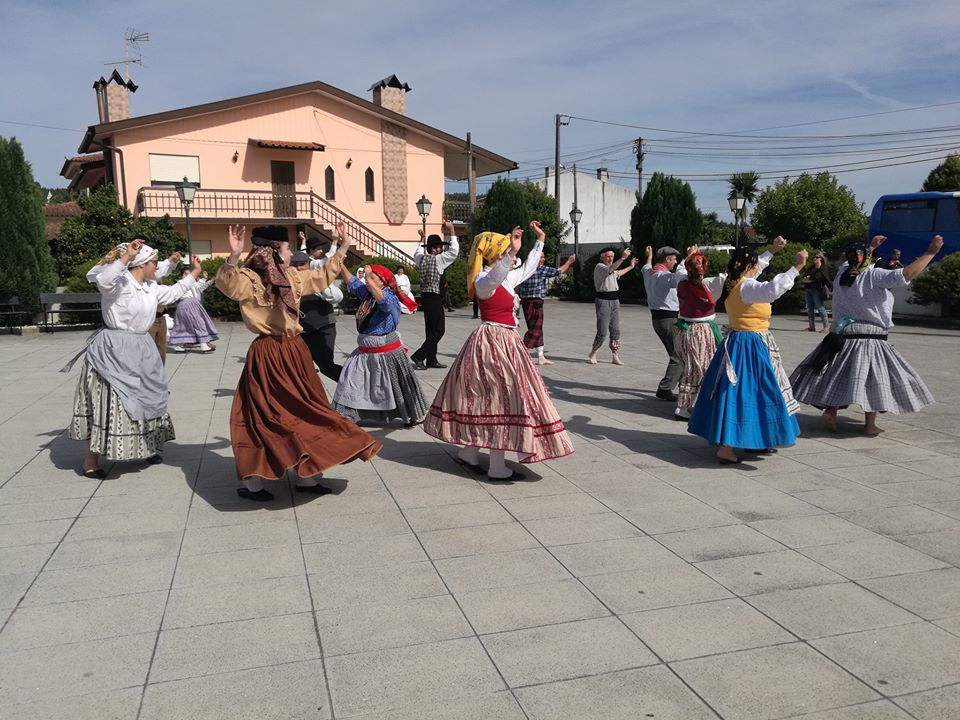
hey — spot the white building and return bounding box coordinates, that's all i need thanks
[535,168,637,255]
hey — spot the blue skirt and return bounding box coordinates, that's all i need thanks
[688,331,800,448]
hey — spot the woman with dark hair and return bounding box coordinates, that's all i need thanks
[790,234,941,436]
[69,240,202,478]
[424,221,573,480]
[688,244,808,464]
[215,223,381,501]
[801,251,831,333]
[331,262,426,427]
[673,237,785,421]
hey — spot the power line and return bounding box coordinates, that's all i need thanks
[0,120,85,133]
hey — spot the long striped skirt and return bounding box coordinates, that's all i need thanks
[424,323,574,463]
[170,298,219,345]
[68,359,175,460]
[674,321,719,418]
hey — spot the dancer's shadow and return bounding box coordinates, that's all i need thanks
[212,387,235,398]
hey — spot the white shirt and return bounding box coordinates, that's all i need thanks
[307,245,344,305]
[395,274,412,296]
[473,241,543,327]
[180,277,214,302]
[832,264,907,329]
[738,266,799,304]
[641,261,689,311]
[88,260,196,333]
[414,235,460,278]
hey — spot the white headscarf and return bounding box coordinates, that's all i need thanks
[128,244,158,268]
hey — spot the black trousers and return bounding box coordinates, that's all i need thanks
[411,292,445,365]
[301,324,342,382]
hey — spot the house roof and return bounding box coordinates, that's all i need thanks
[250,138,325,152]
[78,79,517,180]
[59,153,105,190]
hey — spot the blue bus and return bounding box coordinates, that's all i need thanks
[868,192,960,263]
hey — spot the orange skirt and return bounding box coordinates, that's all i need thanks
[230,335,381,481]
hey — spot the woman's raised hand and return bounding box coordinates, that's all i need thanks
[228,225,246,255]
[122,239,143,263]
[530,220,545,240]
[770,236,787,253]
[795,248,809,269]
[509,226,523,254]
[928,234,944,255]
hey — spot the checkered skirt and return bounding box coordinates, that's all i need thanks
[789,322,933,413]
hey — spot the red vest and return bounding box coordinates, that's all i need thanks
[677,280,715,319]
[479,285,517,326]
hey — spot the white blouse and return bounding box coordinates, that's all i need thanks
[88,260,196,333]
[738,266,799,304]
[180,277,214,302]
[474,240,544,300]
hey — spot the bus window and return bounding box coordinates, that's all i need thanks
[936,198,960,232]
[879,200,936,233]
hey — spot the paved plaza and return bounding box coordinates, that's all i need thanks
[2,301,960,719]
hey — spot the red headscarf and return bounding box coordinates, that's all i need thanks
[367,264,418,313]
[682,252,714,302]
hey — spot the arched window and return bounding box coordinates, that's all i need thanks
[324,166,335,201]
[365,167,375,202]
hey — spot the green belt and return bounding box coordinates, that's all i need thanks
[676,317,723,346]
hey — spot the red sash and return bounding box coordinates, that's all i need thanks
[358,340,403,354]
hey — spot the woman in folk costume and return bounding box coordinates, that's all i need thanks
[331,262,427,427]
[169,267,219,353]
[215,224,381,501]
[424,221,574,480]
[688,244,808,464]
[790,234,940,436]
[68,240,203,479]
[673,238,785,421]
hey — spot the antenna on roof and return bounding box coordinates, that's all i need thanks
[103,28,150,80]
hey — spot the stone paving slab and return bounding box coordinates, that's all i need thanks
[2,304,959,718]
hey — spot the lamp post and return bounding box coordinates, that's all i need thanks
[174,176,200,263]
[569,204,583,299]
[728,192,746,250]
[416,194,432,243]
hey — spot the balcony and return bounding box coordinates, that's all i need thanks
[136,187,413,263]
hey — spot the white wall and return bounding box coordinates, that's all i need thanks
[535,170,636,254]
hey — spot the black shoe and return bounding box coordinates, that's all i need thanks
[145,454,162,465]
[656,389,678,402]
[81,467,106,480]
[426,362,447,369]
[237,487,275,502]
[453,457,484,474]
[673,414,689,422]
[413,359,427,370]
[294,484,333,495]
[472,315,479,319]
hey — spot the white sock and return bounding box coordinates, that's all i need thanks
[488,450,511,479]
[536,347,544,358]
[294,473,323,487]
[458,446,480,465]
[242,477,265,492]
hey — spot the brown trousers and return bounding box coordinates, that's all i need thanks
[149,315,167,363]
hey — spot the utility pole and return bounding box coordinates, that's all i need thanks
[633,137,645,196]
[466,132,476,222]
[554,114,561,221]
[572,163,580,300]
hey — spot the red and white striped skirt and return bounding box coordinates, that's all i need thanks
[424,324,573,463]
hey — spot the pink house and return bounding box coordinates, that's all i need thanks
[61,71,515,260]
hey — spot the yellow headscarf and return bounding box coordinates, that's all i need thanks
[467,231,512,299]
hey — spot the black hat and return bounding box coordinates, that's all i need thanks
[423,233,449,249]
[305,232,333,253]
[251,225,288,246]
[291,250,310,265]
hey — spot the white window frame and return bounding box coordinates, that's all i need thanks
[149,153,201,185]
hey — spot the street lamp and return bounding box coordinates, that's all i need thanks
[728,192,746,250]
[569,205,583,299]
[174,176,200,263]
[416,194,432,242]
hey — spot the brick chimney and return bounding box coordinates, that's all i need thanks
[93,70,138,123]
[369,74,411,115]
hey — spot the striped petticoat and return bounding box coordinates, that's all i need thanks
[68,359,175,460]
[170,298,219,345]
[760,330,800,416]
[333,331,428,424]
[674,321,719,418]
[423,323,574,463]
[789,322,933,413]
[521,297,545,349]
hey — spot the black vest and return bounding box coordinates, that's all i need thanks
[299,293,335,332]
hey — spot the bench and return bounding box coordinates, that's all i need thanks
[0,295,22,335]
[39,293,102,332]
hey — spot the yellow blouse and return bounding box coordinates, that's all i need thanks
[215,256,343,337]
[724,278,772,332]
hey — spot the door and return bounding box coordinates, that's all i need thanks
[271,161,296,218]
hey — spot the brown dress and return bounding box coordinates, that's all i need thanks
[216,259,381,480]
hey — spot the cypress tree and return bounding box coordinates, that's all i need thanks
[472,179,532,256]
[0,137,57,319]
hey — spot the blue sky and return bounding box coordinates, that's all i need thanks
[3,0,960,219]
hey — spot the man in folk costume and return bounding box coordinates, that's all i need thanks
[589,247,637,365]
[424,221,573,481]
[515,251,577,365]
[295,229,345,382]
[215,224,380,501]
[411,220,459,369]
[68,240,203,478]
[641,245,698,401]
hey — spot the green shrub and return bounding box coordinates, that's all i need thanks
[911,254,960,317]
[61,261,100,324]
[758,242,817,313]
[443,258,469,307]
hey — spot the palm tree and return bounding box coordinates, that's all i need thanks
[727,171,760,223]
